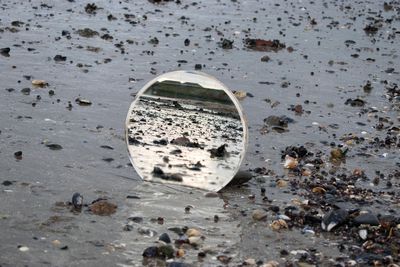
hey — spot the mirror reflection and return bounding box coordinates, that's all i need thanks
[126,71,247,191]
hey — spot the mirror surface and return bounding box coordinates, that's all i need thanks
[125,71,247,191]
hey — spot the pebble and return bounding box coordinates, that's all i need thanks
[321,209,349,231]
[252,209,268,221]
[260,55,270,62]
[2,180,13,186]
[270,219,288,230]
[14,151,22,160]
[71,192,83,209]
[186,228,201,237]
[359,229,368,240]
[18,246,29,252]
[31,80,47,87]
[283,155,298,169]
[45,143,63,150]
[354,211,379,226]
[159,233,171,244]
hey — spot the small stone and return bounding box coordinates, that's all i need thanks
[75,98,92,106]
[354,211,379,226]
[76,28,99,38]
[158,245,174,259]
[72,193,83,209]
[194,63,202,70]
[21,88,31,95]
[312,187,326,194]
[294,104,303,114]
[176,248,185,258]
[276,179,288,188]
[14,151,22,160]
[18,246,29,252]
[252,209,268,221]
[270,219,288,231]
[188,236,203,246]
[359,229,368,240]
[2,180,13,186]
[142,246,158,257]
[234,91,247,100]
[330,148,347,161]
[321,209,349,231]
[46,143,63,150]
[31,80,48,87]
[159,233,171,244]
[184,38,190,46]
[186,228,201,237]
[54,55,67,62]
[261,55,270,62]
[52,240,61,246]
[283,155,298,169]
[0,47,11,56]
[219,38,234,49]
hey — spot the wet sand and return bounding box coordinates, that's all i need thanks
[1,0,399,266]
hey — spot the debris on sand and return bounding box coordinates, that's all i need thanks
[244,38,286,52]
[89,199,117,216]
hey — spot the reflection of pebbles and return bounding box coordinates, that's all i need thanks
[127,97,244,190]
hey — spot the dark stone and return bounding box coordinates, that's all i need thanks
[354,212,379,226]
[46,143,63,150]
[72,193,83,209]
[126,195,140,199]
[76,28,99,38]
[14,151,22,159]
[209,144,228,158]
[54,55,67,62]
[21,88,31,95]
[2,181,13,186]
[152,167,165,177]
[128,136,140,145]
[0,47,10,56]
[85,3,98,14]
[153,139,168,145]
[345,98,365,107]
[184,38,190,46]
[142,246,158,257]
[159,233,171,244]
[219,38,234,49]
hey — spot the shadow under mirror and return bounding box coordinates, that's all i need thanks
[126,71,247,191]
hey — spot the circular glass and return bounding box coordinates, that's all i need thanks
[125,71,247,191]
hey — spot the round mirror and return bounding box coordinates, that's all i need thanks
[125,71,247,191]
